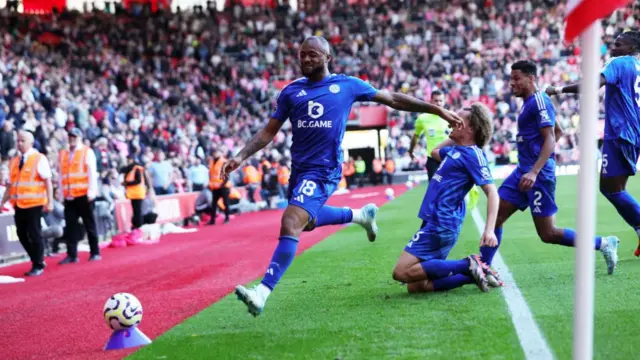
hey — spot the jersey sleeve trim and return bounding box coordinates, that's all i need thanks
[534,92,554,128]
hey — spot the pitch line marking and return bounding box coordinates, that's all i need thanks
[471,208,555,360]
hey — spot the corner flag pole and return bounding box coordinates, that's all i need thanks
[573,20,601,360]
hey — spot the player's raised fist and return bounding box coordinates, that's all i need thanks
[221,156,243,181]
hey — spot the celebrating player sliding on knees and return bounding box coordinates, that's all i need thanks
[392,103,502,293]
[220,36,463,317]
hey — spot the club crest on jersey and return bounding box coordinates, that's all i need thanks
[481,167,492,180]
[539,110,551,123]
[308,100,324,119]
[329,84,340,94]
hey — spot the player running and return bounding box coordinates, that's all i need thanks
[221,36,463,316]
[547,31,640,256]
[481,60,619,275]
[393,103,501,293]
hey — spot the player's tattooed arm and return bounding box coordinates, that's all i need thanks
[236,118,285,161]
[547,75,606,95]
[371,91,464,128]
[222,118,286,180]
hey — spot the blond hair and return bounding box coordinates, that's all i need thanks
[466,103,494,147]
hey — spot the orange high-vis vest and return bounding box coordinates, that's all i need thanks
[125,165,147,200]
[217,188,241,210]
[243,165,260,184]
[9,152,48,209]
[277,166,290,185]
[59,147,89,198]
[209,158,231,190]
[385,159,396,173]
[372,159,383,173]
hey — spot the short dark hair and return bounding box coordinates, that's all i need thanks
[621,31,640,54]
[511,60,537,77]
[431,90,443,98]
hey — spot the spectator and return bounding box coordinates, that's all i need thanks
[148,151,175,196]
[188,157,210,192]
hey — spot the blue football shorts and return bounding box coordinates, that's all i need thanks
[287,167,340,222]
[498,167,558,217]
[404,220,459,261]
[601,139,640,177]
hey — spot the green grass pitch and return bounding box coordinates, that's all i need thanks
[129,176,640,360]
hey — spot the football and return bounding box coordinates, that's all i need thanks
[103,293,143,331]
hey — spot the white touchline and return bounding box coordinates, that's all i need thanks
[471,208,555,360]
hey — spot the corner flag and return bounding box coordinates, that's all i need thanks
[564,1,630,360]
[564,0,631,42]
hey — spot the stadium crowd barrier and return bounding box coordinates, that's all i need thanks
[0,163,596,262]
[114,192,199,232]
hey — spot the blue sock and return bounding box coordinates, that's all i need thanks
[420,259,469,280]
[432,275,474,291]
[480,227,502,266]
[603,191,640,234]
[260,236,299,291]
[559,228,602,250]
[315,206,353,227]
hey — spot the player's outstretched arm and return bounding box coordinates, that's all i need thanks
[479,183,499,247]
[371,91,464,128]
[546,75,606,95]
[430,138,456,162]
[221,118,284,179]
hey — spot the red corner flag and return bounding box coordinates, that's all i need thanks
[565,0,631,42]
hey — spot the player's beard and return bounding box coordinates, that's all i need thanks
[301,64,325,78]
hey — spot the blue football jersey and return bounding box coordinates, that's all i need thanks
[601,56,640,147]
[271,74,378,169]
[418,145,493,232]
[515,91,556,177]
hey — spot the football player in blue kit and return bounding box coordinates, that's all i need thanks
[392,103,501,293]
[221,36,464,316]
[547,31,640,257]
[482,60,619,275]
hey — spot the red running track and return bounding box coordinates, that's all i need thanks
[0,185,408,360]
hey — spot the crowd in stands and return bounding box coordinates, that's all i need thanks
[0,0,634,202]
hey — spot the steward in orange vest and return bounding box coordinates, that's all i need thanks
[343,159,355,188]
[58,128,101,264]
[371,158,384,185]
[384,158,396,185]
[242,164,261,204]
[122,154,152,230]
[0,130,53,276]
[208,150,231,225]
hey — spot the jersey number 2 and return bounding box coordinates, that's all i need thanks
[533,191,543,207]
